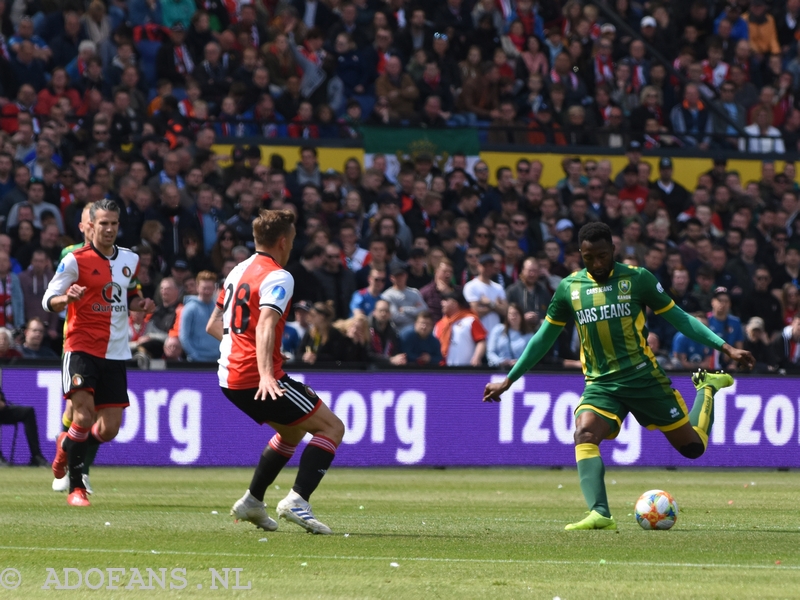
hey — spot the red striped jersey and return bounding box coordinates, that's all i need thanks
[43,244,140,360]
[217,252,294,389]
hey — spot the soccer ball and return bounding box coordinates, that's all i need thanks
[634,489,679,530]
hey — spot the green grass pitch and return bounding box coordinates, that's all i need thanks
[1,467,799,599]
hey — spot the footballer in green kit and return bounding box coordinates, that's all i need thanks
[484,223,755,530]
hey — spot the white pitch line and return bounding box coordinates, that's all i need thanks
[0,546,797,571]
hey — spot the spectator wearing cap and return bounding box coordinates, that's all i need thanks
[707,286,744,369]
[463,253,507,333]
[742,316,776,373]
[283,300,312,358]
[714,2,749,42]
[381,263,427,330]
[434,290,486,367]
[743,0,780,55]
[652,157,692,220]
[618,163,649,212]
[156,23,195,87]
[770,314,800,373]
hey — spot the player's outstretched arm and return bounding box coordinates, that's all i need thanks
[661,306,756,370]
[206,307,224,342]
[483,319,563,402]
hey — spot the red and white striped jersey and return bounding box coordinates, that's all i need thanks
[217,252,294,389]
[43,244,140,360]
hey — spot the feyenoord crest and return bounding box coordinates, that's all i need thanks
[304,385,318,399]
[618,280,631,294]
[72,374,84,388]
[122,266,132,277]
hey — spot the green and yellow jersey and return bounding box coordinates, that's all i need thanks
[545,263,674,382]
[59,243,83,262]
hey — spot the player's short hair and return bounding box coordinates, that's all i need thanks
[252,209,295,247]
[196,270,216,284]
[90,198,120,221]
[416,310,433,322]
[578,222,613,246]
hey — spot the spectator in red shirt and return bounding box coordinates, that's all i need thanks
[618,163,649,212]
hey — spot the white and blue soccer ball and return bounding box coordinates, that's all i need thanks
[634,489,679,530]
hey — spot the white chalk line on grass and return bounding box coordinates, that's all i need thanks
[0,546,797,572]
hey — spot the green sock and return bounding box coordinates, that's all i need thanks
[688,387,714,449]
[84,442,100,475]
[575,443,610,517]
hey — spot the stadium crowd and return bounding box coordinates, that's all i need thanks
[0,0,796,374]
[0,0,797,146]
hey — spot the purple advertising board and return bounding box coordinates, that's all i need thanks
[1,367,799,468]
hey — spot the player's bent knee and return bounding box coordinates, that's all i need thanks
[678,442,705,459]
[573,428,603,446]
[321,415,345,445]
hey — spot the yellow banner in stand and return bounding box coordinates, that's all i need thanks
[212,143,792,189]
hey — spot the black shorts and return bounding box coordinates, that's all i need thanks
[62,351,130,409]
[222,375,322,426]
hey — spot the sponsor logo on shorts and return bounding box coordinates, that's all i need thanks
[72,374,84,388]
[670,407,680,418]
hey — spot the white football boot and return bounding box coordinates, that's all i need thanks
[82,474,93,495]
[231,490,278,532]
[52,474,69,492]
[276,491,332,535]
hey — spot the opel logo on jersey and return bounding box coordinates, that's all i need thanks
[102,282,123,304]
[122,266,131,277]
